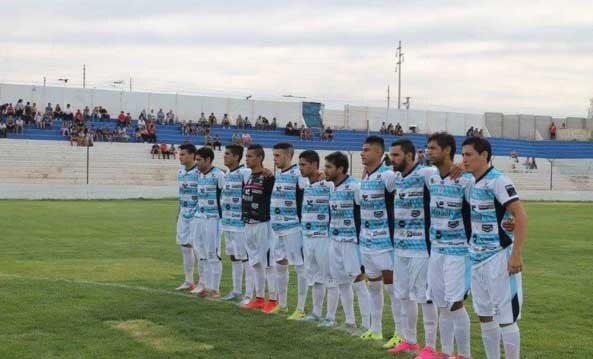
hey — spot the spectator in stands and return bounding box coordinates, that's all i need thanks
[138,117,146,129]
[15,117,24,134]
[262,116,270,129]
[75,109,83,124]
[271,117,277,130]
[157,109,165,124]
[241,132,252,147]
[151,144,160,159]
[417,149,426,165]
[84,128,93,146]
[255,116,264,129]
[134,127,142,142]
[549,121,557,140]
[244,116,252,128]
[383,154,391,166]
[561,122,566,129]
[221,113,231,128]
[43,111,53,128]
[205,133,213,147]
[15,99,24,119]
[231,132,241,145]
[125,112,132,127]
[99,106,110,120]
[322,126,334,141]
[208,112,217,125]
[380,122,387,134]
[147,122,157,143]
[529,157,537,170]
[83,106,90,121]
[160,143,170,159]
[170,144,177,159]
[235,114,244,128]
[117,111,127,128]
[300,126,312,141]
[285,121,295,135]
[212,135,222,151]
[24,102,33,126]
[395,122,403,136]
[54,104,63,120]
[166,110,175,124]
[91,106,99,121]
[387,123,394,134]
[6,117,15,133]
[5,103,15,117]
[0,121,6,138]
[63,104,73,122]
[61,120,69,137]
[510,149,519,169]
[138,109,147,122]
[116,127,129,142]
[148,109,156,122]
[199,112,208,126]
[35,112,43,129]
[478,128,484,137]
[466,126,474,137]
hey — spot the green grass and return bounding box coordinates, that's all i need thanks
[0,200,592,358]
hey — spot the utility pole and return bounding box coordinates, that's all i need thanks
[404,96,411,110]
[395,41,404,109]
[129,77,132,92]
[386,85,391,123]
[83,64,86,88]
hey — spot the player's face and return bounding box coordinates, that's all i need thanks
[178,149,195,167]
[273,149,291,169]
[223,149,238,168]
[361,143,381,166]
[245,149,261,169]
[324,161,339,181]
[426,140,445,167]
[462,144,486,174]
[389,145,408,173]
[299,158,316,177]
[195,155,211,173]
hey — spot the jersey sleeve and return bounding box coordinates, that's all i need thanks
[240,168,252,184]
[419,166,438,185]
[215,169,225,189]
[352,181,361,205]
[493,175,520,207]
[461,173,475,200]
[298,175,309,189]
[383,170,397,192]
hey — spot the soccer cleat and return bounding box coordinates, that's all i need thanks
[175,282,196,291]
[301,313,321,322]
[221,291,242,302]
[240,297,266,310]
[360,330,383,341]
[318,318,336,328]
[261,300,279,314]
[382,333,403,349]
[189,284,205,295]
[413,347,443,359]
[209,291,221,299]
[287,309,305,320]
[239,296,252,306]
[386,341,420,354]
[194,289,210,298]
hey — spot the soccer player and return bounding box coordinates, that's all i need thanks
[386,138,440,358]
[358,136,404,347]
[323,151,363,328]
[220,144,255,303]
[270,142,307,316]
[462,137,527,359]
[424,132,474,358]
[175,143,201,292]
[298,150,332,322]
[192,146,226,298]
[240,144,278,311]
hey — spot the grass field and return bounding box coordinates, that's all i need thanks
[1,200,592,359]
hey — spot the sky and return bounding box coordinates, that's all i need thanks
[1,0,593,117]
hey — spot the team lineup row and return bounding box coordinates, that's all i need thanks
[174,133,527,359]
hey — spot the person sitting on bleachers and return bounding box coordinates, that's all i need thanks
[54,104,63,120]
[166,110,175,124]
[125,112,132,127]
[395,122,403,136]
[115,127,129,142]
[60,120,70,137]
[208,112,217,125]
[271,117,277,130]
[63,104,73,122]
[510,149,519,169]
[147,122,157,143]
[138,117,146,129]
[75,109,83,125]
[138,109,147,122]
[99,106,110,120]
[6,117,15,133]
[199,112,208,126]
[170,144,177,159]
[255,116,264,129]
[322,126,334,141]
[15,117,24,134]
[205,134,213,147]
[231,132,241,145]
[235,114,244,128]
[134,127,141,142]
[35,112,43,129]
[148,109,156,122]
[212,135,222,151]
[244,116,252,128]
[380,122,387,134]
[117,111,127,128]
[83,106,90,121]
[157,109,165,125]
[0,121,6,138]
[151,144,160,159]
[182,120,190,135]
[262,116,270,129]
[285,121,294,135]
[241,132,252,147]
[221,113,231,128]
[4,103,14,117]
[15,99,24,119]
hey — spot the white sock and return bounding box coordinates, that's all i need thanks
[244,261,255,298]
[481,321,501,359]
[326,286,339,321]
[353,280,371,329]
[312,283,325,317]
[452,307,471,358]
[210,260,222,292]
[501,323,520,359]
[422,302,438,349]
[385,284,405,337]
[368,280,384,335]
[295,265,308,311]
[275,264,289,306]
[198,259,207,287]
[181,247,195,283]
[266,266,278,301]
[231,260,243,294]
[338,283,355,325]
[253,263,265,298]
[403,299,418,344]
[439,308,455,356]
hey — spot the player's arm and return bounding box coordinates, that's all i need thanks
[506,200,527,274]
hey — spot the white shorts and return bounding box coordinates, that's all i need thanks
[303,237,332,286]
[393,255,429,303]
[191,218,221,262]
[471,249,523,324]
[176,216,193,246]
[244,222,272,267]
[272,230,304,265]
[224,230,248,260]
[329,241,362,285]
[362,250,393,279]
[428,252,471,308]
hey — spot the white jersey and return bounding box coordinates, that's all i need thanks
[194,167,225,220]
[270,164,305,235]
[329,176,360,243]
[301,177,332,239]
[221,165,251,232]
[177,165,199,220]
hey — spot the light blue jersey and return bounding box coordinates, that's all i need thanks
[468,167,519,265]
[329,176,360,243]
[301,178,332,239]
[194,166,225,220]
[426,171,474,256]
[178,165,199,220]
[270,164,303,235]
[359,164,397,253]
[393,163,435,258]
[221,165,251,232]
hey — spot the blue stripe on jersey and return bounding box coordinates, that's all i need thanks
[270,165,301,233]
[359,164,392,251]
[195,167,224,219]
[221,166,248,231]
[329,176,358,243]
[178,166,199,220]
[301,180,331,239]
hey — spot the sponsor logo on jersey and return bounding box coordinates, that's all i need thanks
[365,221,370,228]
[225,204,231,210]
[275,208,281,214]
[344,219,352,226]
[411,209,421,218]
[399,220,406,228]
[505,184,517,197]
[437,201,445,208]
[373,230,387,236]
[478,204,494,210]
[447,202,462,208]
[371,194,384,199]
[232,198,239,203]
[436,230,442,239]
[482,224,494,232]
[448,220,460,229]
[373,210,384,218]
[306,223,312,230]
[407,230,423,237]
[317,214,326,221]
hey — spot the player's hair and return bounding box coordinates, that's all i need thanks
[462,136,492,162]
[247,144,265,161]
[299,150,320,166]
[273,142,293,151]
[179,143,197,154]
[196,146,215,162]
[225,144,244,161]
[391,138,416,161]
[427,132,456,160]
[325,151,349,174]
[364,135,385,152]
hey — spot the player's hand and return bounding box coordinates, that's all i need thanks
[502,217,515,231]
[262,167,273,177]
[449,163,465,180]
[508,253,523,274]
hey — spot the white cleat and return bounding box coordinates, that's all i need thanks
[175,282,196,291]
[189,283,205,294]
